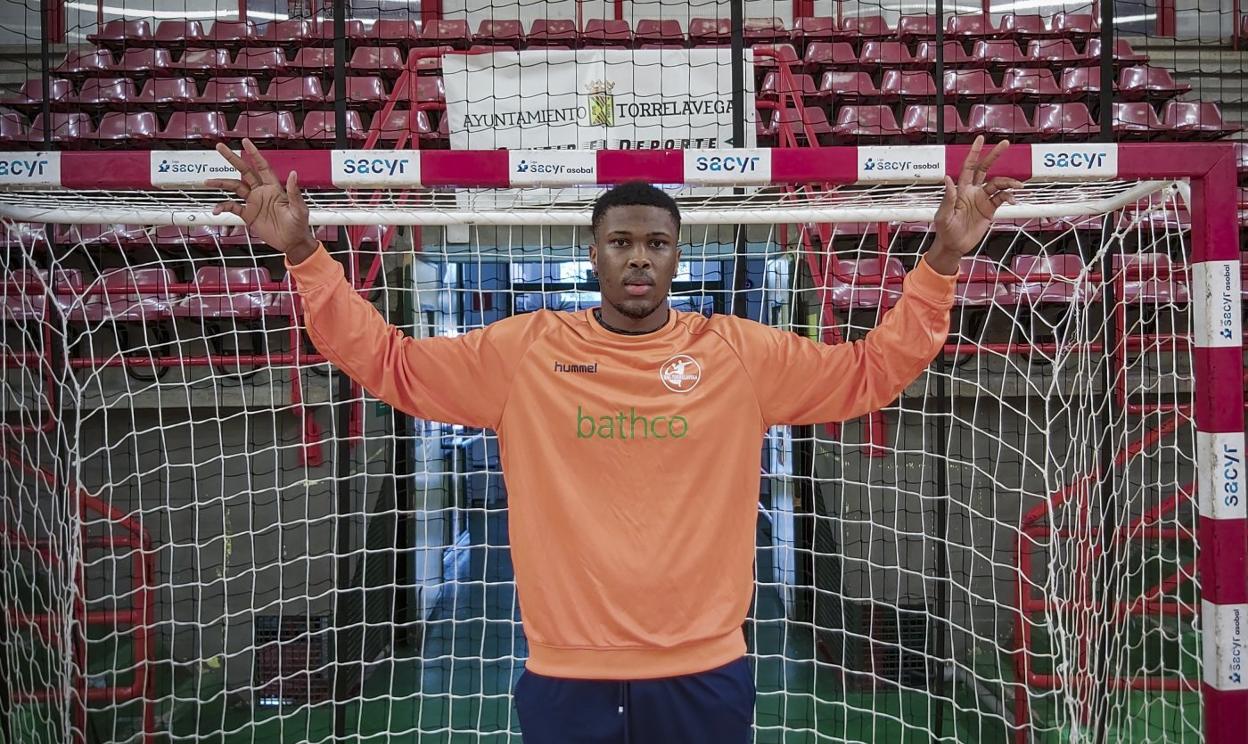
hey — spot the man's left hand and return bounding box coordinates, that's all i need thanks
[926,136,1025,276]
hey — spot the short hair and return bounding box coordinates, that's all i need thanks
[591,182,681,238]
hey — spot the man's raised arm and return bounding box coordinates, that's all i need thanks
[207,140,536,429]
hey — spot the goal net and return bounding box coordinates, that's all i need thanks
[0,145,1243,744]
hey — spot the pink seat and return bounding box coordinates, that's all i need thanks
[957,256,1012,306]
[153,224,231,247]
[1111,102,1169,139]
[312,19,365,43]
[752,44,800,70]
[56,223,146,248]
[1162,101,1242,140]
[203,20,258,48]
[1060,66,1107,97]
[68,77,137,108]
[744,17,788,44]
[1000,67,1061,101]
[327,76,388,109]
[98,268,179,323]
[967,103,1035,136]
[289,47,335,73]
[369,19,419,46]
[762,106,834,143]
[915,41,974,67]
[413,76,445,104]
[224,111,298,144]
[0,78,71,112]
[1025,39,1081,67]
[222,47,289,75]
[1034,102,1097,139]
[1122,278,1189,305]
[804,42,857,70]
[759,72,817,100]
[901,105,968,141]
[972,39,1027,67]
[260,76,327,105]
[200,76,261,107]
[529,19,579,46]
[688,18,730,45]
[3,269,50,323]
[792,17,839,45]
[0,111,26,145]
[301,110,365,145]
[582,19,631,46]
[422,19,472,49]
[946,14,999,39]
[880,70,937,100]
[257,19,312,46]
[177,267,273,319]
[635,18,684,45]
[3,223,49,251]
[943,69,1002,100]
[410,46,453,73]
[172,48,230,75]
[135,77,197,107]
[157,111,227,142]
[832,105,902,140]
[815,70,882,102]
[89,19,153,48]
[154,20,208,48]
[1010,254,1088,304]
[1084,38,1148,64]
[348,46,405,75]
[115,48,174,74]
[474,19,525,48]
[27,113,93,144]
[56,49,112,76]
[1051,13,1099,38]
[1000,14,1052,40]
[1115,254,1188,304]
[841,15,892,39]
[1117,65,1190,101]
[858,41,916,67]
[830,257,906,309]
[91,111,158,143]
[896,15,939,41]
[373,108,433,142]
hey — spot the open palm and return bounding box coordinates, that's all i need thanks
[206,139,318,262]
[934,136,1025,257]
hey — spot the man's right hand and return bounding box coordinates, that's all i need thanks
[207,138,319,265]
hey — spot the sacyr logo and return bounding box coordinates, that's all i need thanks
[694,155,760,173]
[1223,327,1236,340]
[0,158,52,178]
[660,354,701,393]
[516,159,530,173]
[864,158,875,171]
[1233,671,1243,685]
[157,159,171,173]
[1042,151,1107,170]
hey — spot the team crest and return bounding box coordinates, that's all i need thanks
[660,354,701,393]
[585,79,616,127]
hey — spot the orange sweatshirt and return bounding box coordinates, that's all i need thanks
[288,246,957,680]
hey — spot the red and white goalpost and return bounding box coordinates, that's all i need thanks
[0,143,1243,744]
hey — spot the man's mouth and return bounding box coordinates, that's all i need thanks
[623,278,654,297]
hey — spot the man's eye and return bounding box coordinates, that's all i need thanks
[612,239,629,248]
[650,241,669,250]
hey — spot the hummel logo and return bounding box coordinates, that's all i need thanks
[554,361,598,374]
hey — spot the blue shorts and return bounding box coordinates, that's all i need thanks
[513,656,755,744]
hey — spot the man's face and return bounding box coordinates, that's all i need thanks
[589,204,681,321]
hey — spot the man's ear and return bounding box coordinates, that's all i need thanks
[588,243,598,274]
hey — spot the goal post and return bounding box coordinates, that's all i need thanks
[0,142,1244,744]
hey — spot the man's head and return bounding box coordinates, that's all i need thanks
[589,182,682,323]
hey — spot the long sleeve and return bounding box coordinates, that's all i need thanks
[722,256,957,427]
[286,245,542,429]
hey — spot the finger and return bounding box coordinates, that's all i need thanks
[975,140,1011,184]
[205,178,250,198]
[959,135,984,189]
[243,138,279,187]
[286,170,307,213]
[212,200,244,218]
[937,175,957,220]
[214,142,252,178]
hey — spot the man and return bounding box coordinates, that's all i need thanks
[209,137,1021,743]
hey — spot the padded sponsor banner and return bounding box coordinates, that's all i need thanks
[508,150,597,186]
[0,151,61,188]
[1191,260,1243,348]
[683,149,771,185]
[1030,143,1118,179]
[331,151,422,188]
[1202,600,1248,691]
[151,151,239,187]
[1197,431,1248,521]
[856,146,944,182]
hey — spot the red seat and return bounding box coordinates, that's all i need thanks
[373,108,433,142]
[3,223,49,252]
[1060,66,1107,97]
[157,111,227,142]
[762,106,834,143]
[328,76,388,109]
[1117,65,1190,101]
[154,20,208,48]
[946,14,999,39]
[581,18,631,46]
[289,47,335,73]
[915,41,974,67]
[257,19,312,46]
[1162,101,1242,140]
[411,46,454,73]
[832,105,902,140]
[1011,254,1088,304]
[0,78,71,112]
[1122,277,1189,305]
[943,69,1002,100]
[1084,38,1147,64]
[88,19,153,48]
[957,257,1012,306]
[413,76,445,104]
[897,15,939,41]
[56,223,146,248]
[1000,14,1052,41]
[222,47,289,75]
[744,17,788,44]
[635,19,684,45]
[901,105,968,141]
[172,48,231,75]
[1034,102,1097,139]
[841,15,892,39]
[1051,13,1099,38]
[1000,67,1061,101]
[474,19,525,48]
[98,268,179,322]
[348,46,405,75]
[529,19,579,46]
[972,39,1027,67]
[301,110,366,145]
[759,72,817,100]
[200,76,261,107]
[153,224,231,247]
[27,113,93,144]
[260,76,328,105]
[792,17,839,45]
[752,44,800,70]
[224,111,298,144]
[3,269,50,323]
[422,19,472,49]
[369,19,419,46]
[177,267,273,319]
[967,103,1035,136]
[880,69,937,100]
[203,20,258,48]
[312,19,365,43]
[804,42,857,70]
[830,257,906,309]
[91,111,158,143]
[1025,39,1081,67]
[67,77,137,108]
[56,49,112,76]
[0,110,26,145]
[1111,102,1169,139]
[135,77,197,107]
[115,48,174,74]
[859,40,916,67]
[814,70,881,102]
[688,18,730,45]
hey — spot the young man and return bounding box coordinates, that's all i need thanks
[209,138,1021,744]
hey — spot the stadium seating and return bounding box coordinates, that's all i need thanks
[916,41,974,67]
[1051,12,1099,38]
[373,108,434,142]
[3,223,48,252]
[422,19,472,48]
[880,70,937,100]
[1084,38,1148,64]
[91,111,159,143]
[945,14,1000,40]
[943,69,1002,100]
[173,49,232,75]
[901,105,968,141]
[26,112,93,145]
[289,47,336,73]
[327,76,388,109]
[688,18,730,45]
[153,224,232,248]
[176,267,273,319]
[88,19,152,49]
[156,111,228,142]
[745,18,789,44]
[56,49,112,77]
[1117,65,1191,101]
[1000,67,1062,101]
[153,20,208,49]
[0,110,26,145]
[814,71,881,102]
[222,47,289,76]
[896,15,939,41]
[1011,255,1088,304]
[115,48,174,74]
[313,19,366,44]
[957,257,1013,306]
[753,44,800,70]
[1025,39,1082,67]
[203,20,259,49]
[635,19,684,45]
[761,106,834,144]
[529,19,578,46]
[1034,102,1097,139]
[803,42,857,71]
[300,110,366,145]
[368,19,419,47]
[348,46,406,76]
[841,15,892,39]
[832,105,901,140]
[972,39,1028,67]
[967,104,1035,137]
[199,77,262,107]
[475,19,526,48]
[413,76,446,104]
[0,78,71,113]
[1000,14,1052,41]
[257,19,312,46]
[830,257,906,309]
[224,111,298,144]
[759,72,817,100]
[1162,101,1242,139]
[3,269,50,323]
[1111,102,1169,139]
[259,76,328,105]
[791,17,838,45]
[96,267,179,323]
[1060,66,1107,97]
[858,41,916,68]
[583,19,632,46]
[135,77,198,108]
[66,77,136,109]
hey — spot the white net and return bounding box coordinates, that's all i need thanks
[0,178,1204,744]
